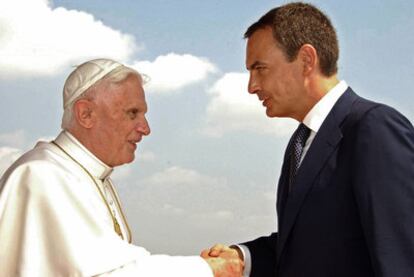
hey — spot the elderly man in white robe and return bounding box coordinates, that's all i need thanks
[0,59,243,277]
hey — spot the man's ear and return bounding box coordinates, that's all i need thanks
[73,99,95,129]
[298,44,318,76]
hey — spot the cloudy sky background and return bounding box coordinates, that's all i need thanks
[1,0,413,255]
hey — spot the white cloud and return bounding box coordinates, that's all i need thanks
[111,164,133,182]
[0,130,26,148]
[0,147,23,177]
[202,72,297,137]
[264,191,277,202]
[132,53,217,94]
[119,166,277,254]
[111,150,156,182]
[0,130,56,150]
[128,166,231,215]
[145,166,213,187]
[136,150,156,162]
[125,165,275,220]
[0,0,137,78]
[214,210,234,220]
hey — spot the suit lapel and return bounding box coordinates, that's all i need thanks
[276,88,359,262]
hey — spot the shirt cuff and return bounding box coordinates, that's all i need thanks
[232,244,251,277]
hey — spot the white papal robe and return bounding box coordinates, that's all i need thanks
[0,131,213,277]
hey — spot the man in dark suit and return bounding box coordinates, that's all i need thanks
[202,2,414,276]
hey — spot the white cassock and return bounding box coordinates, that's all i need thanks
[0,131,213,277]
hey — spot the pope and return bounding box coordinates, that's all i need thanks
[0,59,243,277]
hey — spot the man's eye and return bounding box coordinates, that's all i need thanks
[128,110,138,119]
[252,66,264,73]
[257,67,268,75]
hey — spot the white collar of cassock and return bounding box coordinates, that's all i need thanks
[54,131,113,180]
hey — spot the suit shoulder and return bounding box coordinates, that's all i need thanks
[360,102,413,128]
[349,100,414,143]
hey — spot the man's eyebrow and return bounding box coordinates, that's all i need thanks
[125,106,148,113]
[247,61,265,70]
[123,107,138,114]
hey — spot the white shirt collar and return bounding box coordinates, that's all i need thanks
[303,80,348,132]
[53,130,113,180]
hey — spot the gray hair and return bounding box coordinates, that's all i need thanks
[61,65,143,130]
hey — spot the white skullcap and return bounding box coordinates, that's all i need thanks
[63,58,124,109]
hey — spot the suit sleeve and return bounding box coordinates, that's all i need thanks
[353,105,414,276]
[241,232,277,277]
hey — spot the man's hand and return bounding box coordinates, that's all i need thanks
[201,244,244,277]
[201,244,243,260]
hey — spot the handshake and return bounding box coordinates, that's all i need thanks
[200,244,245,277]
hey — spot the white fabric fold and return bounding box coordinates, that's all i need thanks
[0,131,212,277]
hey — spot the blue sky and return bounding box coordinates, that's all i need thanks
[1,0,413,255]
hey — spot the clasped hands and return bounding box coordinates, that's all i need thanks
[201,244,244,277]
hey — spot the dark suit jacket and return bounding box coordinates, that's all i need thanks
[243,88,414,277]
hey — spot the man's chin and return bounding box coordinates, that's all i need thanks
[266,107,290,119]
[112,154,135,167]
[265,109,278,118]
[125,154,135,164]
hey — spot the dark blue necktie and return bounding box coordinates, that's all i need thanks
[288,123,311,191]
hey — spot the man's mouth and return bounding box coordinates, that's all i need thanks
[262,97,270,107]
[128,140,139,149]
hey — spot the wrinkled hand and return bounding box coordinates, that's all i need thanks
[201,244,244,277]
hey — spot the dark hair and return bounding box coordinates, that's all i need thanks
[244,2,339,76]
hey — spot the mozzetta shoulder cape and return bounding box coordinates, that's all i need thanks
[0,131,212,277]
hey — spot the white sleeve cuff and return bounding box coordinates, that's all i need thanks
[234,244,252,277]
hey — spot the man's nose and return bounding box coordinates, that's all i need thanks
[248,75,259,94]
[136,118,151,136]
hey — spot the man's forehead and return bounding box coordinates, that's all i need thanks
[101,80,144,103]
[245,28,281,67]
[245,39,268,69]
